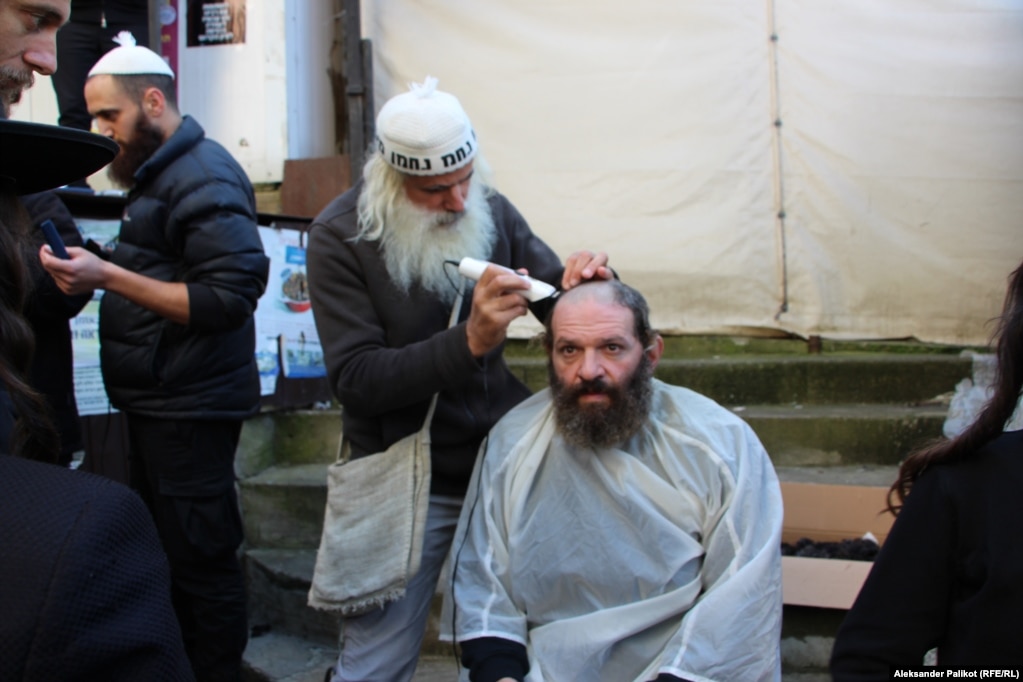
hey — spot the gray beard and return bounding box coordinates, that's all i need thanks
[379,182,496,305]
[549,355,655,450]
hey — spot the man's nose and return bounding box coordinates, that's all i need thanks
[577,350,605,381]
[23,37,58,77]
[443,183,467,213]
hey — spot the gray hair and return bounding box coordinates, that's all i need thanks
[355,147,495,242]
[541,279,657,351]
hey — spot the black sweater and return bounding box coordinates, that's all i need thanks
[830,429,1023,679]
[306,184,562,496]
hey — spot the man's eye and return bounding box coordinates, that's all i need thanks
[27,11,56,31]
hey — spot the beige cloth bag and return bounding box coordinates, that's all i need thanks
[307,287,462,615]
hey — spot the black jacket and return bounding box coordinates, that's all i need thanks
[99,116,269,419]
[0,454,194,680]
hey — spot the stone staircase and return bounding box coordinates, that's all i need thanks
[236,336,981,681]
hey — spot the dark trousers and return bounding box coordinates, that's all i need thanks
[126,414,248,682]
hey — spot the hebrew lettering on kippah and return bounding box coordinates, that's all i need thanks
[441,140,474,168]
[390,153,433,172]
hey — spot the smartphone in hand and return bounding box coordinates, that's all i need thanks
[39,219,70,259]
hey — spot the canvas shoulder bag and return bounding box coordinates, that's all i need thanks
[307,286,463,614]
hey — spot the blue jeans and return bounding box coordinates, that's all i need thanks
[329,495,463,682]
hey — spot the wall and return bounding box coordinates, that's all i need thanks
[10,0,336,185]
[361,0,1023,345]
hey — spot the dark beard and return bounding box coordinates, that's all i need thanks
[107,115,165,188]
[0,65,34,115]
[549,354,654,450]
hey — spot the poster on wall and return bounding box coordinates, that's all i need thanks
[70,218,122,416]
[70,220,326,413]
[255,225,327,394]
[71,298,112,417]
[187,0,246,46]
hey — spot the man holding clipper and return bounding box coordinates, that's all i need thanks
[307,76,610,681]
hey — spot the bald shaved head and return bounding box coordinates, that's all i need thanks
[542,279,656,353]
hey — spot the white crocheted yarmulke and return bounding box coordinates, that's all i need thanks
[375,76,476,176]
[88,31,175,78]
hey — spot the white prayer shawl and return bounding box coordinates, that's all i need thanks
[441,380,783,682]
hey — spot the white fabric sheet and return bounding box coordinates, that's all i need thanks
[362,0,1023,345]
[441,380,783,681]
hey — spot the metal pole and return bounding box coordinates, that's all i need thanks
[360,37,374,160]
[344,0,366,183]
[147,0,162,51]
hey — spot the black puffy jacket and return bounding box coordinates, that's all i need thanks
[99,116,269,419]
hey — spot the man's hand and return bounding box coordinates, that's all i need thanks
[39,245,110,295]
[465,264,531,358]
[39,245,192,325]
[561,250,613,290]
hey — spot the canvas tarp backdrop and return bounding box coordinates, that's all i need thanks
[361,0,1023,346]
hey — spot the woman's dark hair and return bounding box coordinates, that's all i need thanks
[887,260,1023,514]
[0,183,59,461]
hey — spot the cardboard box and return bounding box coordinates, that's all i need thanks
[780,482,894,609]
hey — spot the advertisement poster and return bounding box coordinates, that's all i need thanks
[71,298,112,417]
[255,225,326,394]
[70,219,122,416]
[187,0,246,46]
[69,221,325,411]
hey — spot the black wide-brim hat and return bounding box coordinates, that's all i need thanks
[0,119,119,195]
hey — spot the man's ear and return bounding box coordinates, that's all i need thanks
[141,86,166,118]
[646,334,664,369]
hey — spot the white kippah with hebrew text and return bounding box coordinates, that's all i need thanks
[375,76,476,176]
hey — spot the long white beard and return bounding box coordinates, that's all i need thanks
[379,181,496,305]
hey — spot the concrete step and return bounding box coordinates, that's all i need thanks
[242,400,944,474]
[507,354,971,405]
[775,464,898,487]
[656,354,969,406]
[242,630,335,682]
[239,404,933,552]
[247,352,970,469]
[507,334,976,359]
[243,543,847,679]
[741,403,947,467]
[242,627,463,682]
[241,464,328,549]
[246,549,338,647]
[270,411,341,466]
[237,338,964,680]
[243,630,832,682]
[245,548,448,657]
[240,630,468,682]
